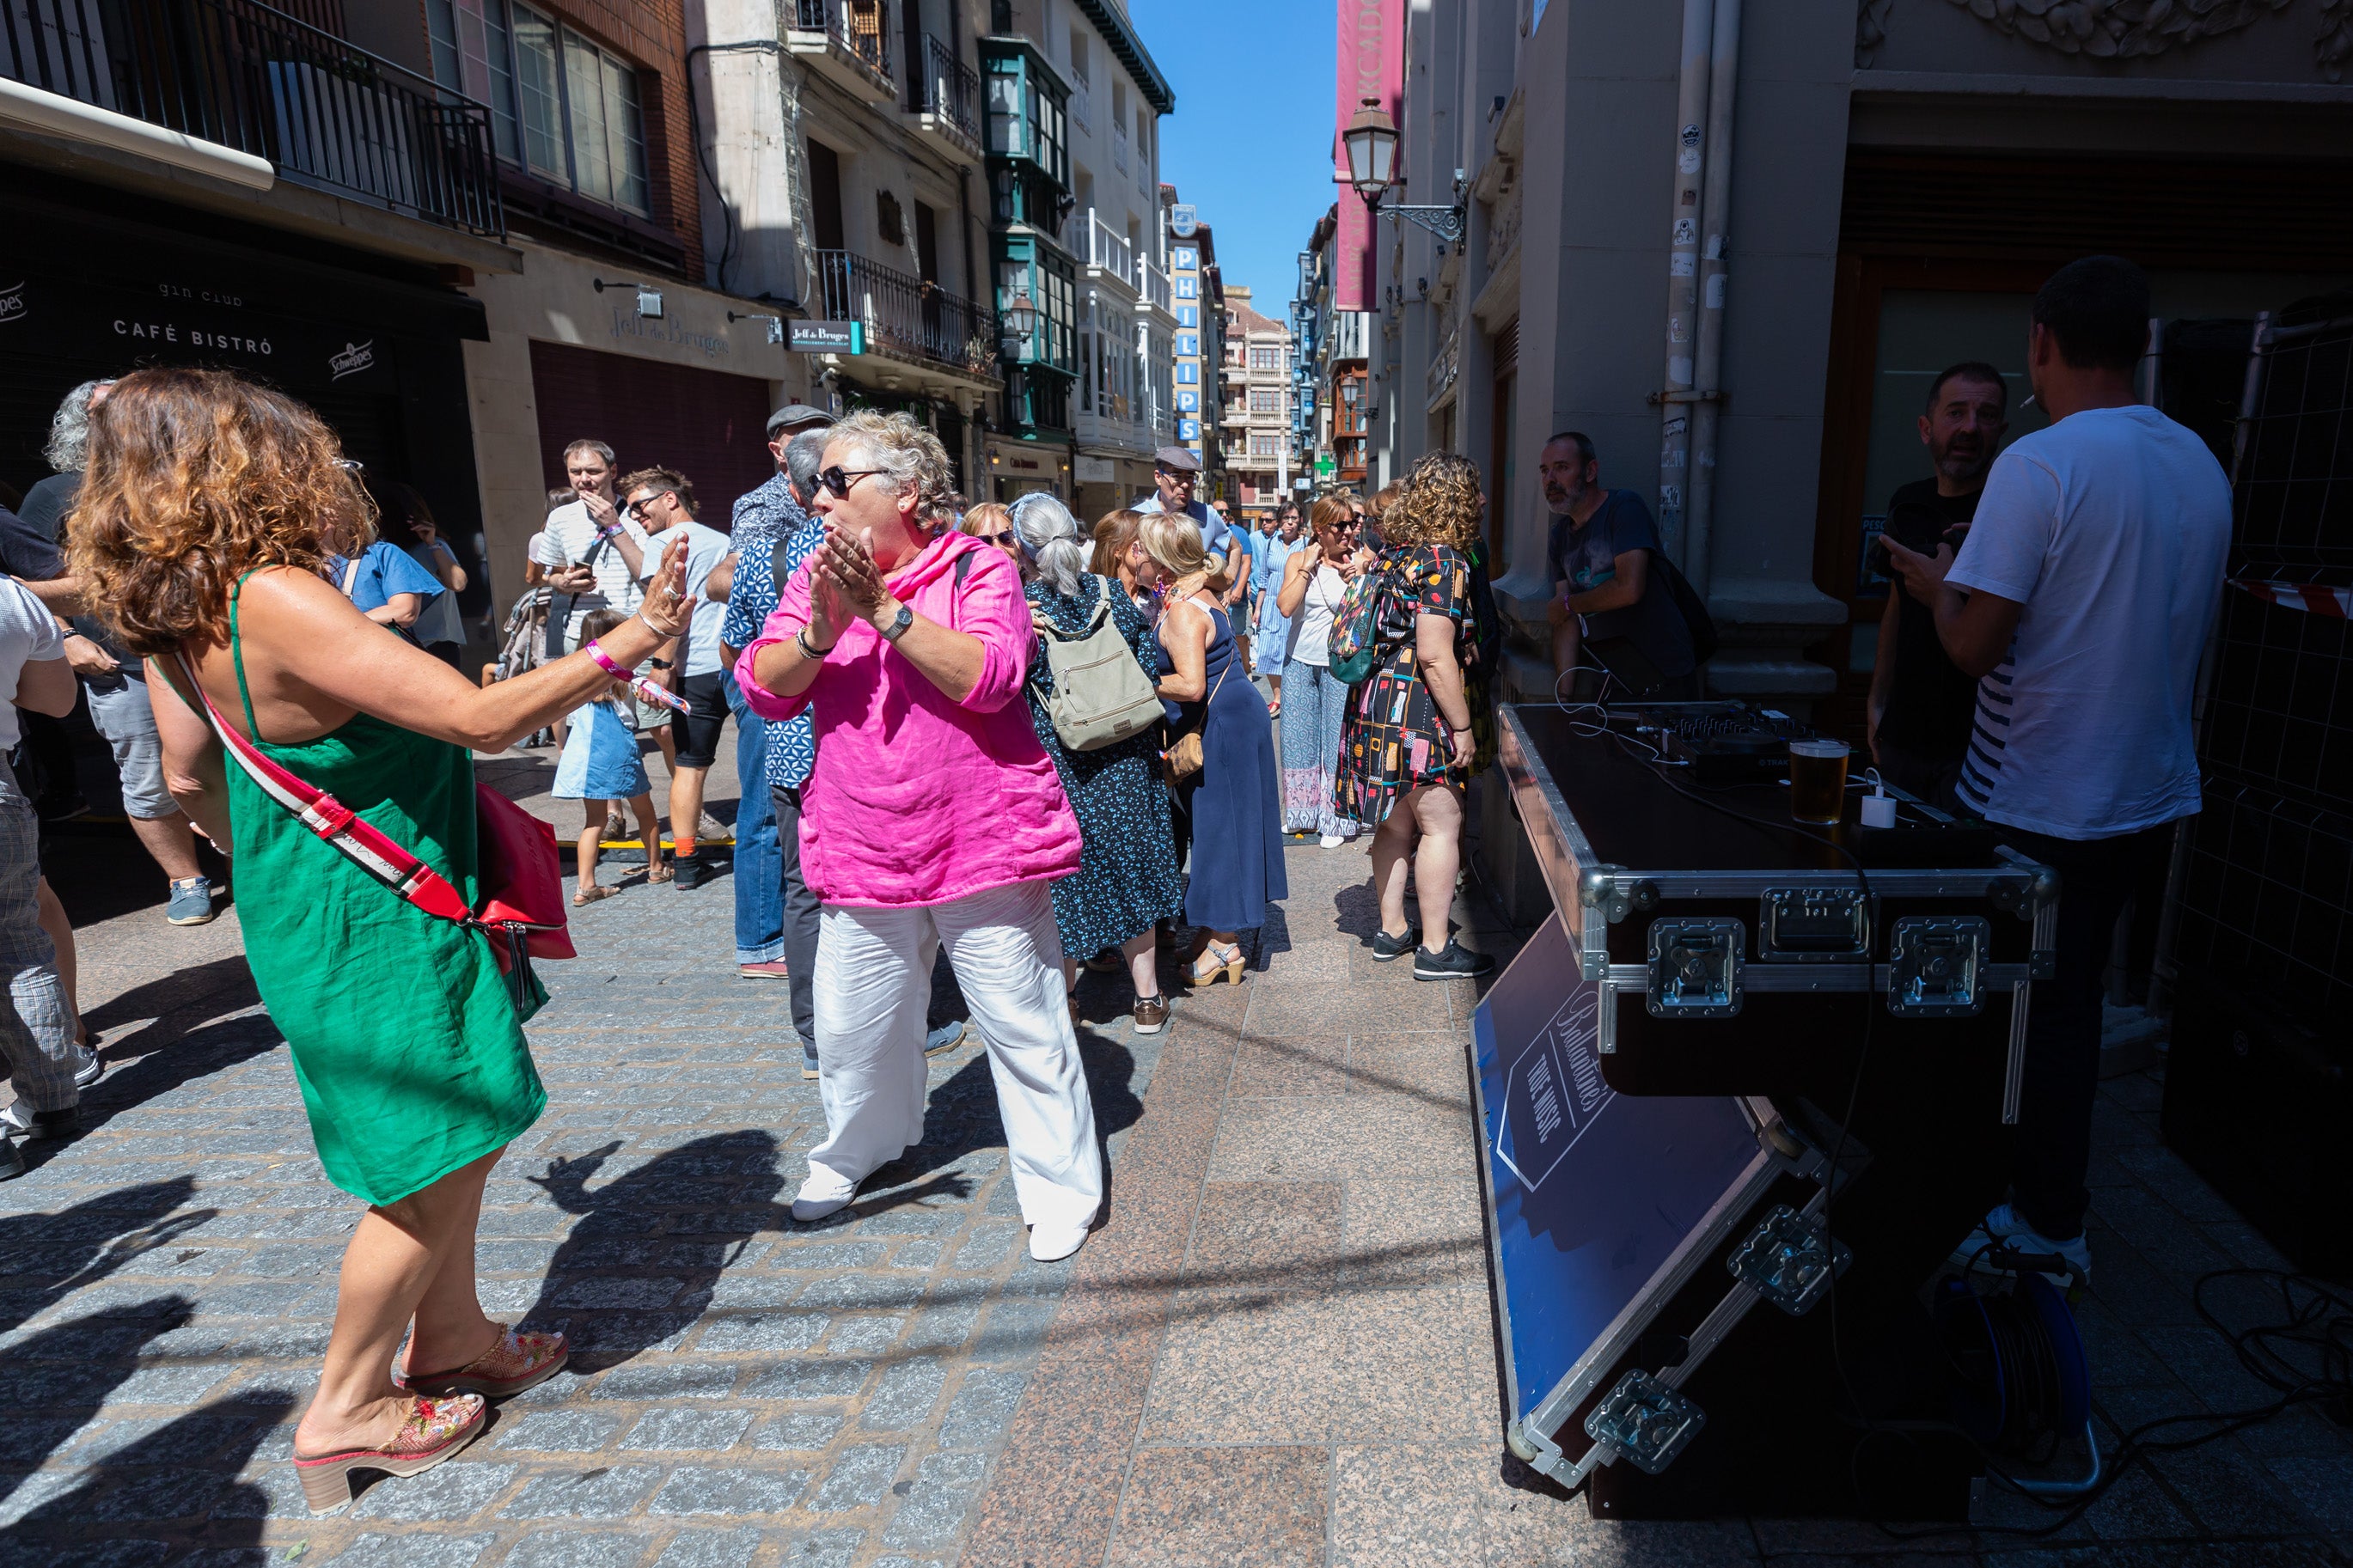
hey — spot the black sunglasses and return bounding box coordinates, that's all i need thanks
[990,530,1017,547]
[818,466,886,499]
[623,493,663,516]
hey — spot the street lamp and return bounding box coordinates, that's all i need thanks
[1340,96,1465,245]
[999,289,1038,360]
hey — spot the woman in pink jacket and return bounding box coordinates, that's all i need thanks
[734,412,1100,1262]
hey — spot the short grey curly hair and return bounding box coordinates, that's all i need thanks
[824,411,958,531]
[45,379,114,473]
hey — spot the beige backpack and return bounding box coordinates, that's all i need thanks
[1031,577,1165,752]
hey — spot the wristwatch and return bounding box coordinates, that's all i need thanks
[877,602,914,642]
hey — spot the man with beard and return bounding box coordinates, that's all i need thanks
[1542,432,1696,699]
[1867,363,2009,806]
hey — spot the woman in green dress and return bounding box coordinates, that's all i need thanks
[69,368,693,1513]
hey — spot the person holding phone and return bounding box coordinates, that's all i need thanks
[77,367,694,1510]
[1867,363,2009,808]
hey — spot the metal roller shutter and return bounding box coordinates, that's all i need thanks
[528,340,775,525]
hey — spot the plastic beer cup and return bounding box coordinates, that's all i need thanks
[1788,739,1850,826]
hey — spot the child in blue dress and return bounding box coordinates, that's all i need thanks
[553,609,669,904]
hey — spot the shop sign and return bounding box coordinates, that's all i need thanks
[1170,206,1197,239]
[1074,455,1115,483]
[0,270,398,390]
[791,320,865,355]
[1315,453,1337,479]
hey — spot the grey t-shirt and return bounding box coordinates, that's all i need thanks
[1546,489,1694,680]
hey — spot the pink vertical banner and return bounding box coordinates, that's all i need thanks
[1335,0,1401,314]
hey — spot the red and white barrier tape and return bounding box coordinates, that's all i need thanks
[2227,578,2353,618]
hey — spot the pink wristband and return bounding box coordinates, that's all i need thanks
[584,638,688,712]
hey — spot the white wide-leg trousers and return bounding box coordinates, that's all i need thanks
[804,879,1102,1231]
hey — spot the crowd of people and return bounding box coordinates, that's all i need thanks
[0,252,2215,1514]
[0,369,1507,1510]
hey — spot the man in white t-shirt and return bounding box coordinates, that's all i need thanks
[0,575,88,1173]
[1885,256,2230,1283]
[533,438,653,650]
[620,467,734,889]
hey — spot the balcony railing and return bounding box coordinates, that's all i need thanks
[1081,208,1131,282]
[796,0,892,82]
[810,248,996,378]
[1139,257,1170,312]
[1066,76,1088,131]
[908,32,977,139]
[1111,120,1128,175]
[2,0,503,236]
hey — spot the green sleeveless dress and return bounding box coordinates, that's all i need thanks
[221,579,546,1205]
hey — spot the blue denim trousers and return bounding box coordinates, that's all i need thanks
[724,675,784,965]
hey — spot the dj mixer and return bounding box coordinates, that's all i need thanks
[1623,702,1818,781]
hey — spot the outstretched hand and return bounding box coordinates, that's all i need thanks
[638,535,694,636]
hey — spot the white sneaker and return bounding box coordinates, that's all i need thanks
[1949,1203,2091,1284]
[1028,1221,1091,1262]
[1319,833,1347,849]
[72,1048,102,1089]
[790,1186,855,1223]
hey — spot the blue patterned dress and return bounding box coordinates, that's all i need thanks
[1025,576,1185,959]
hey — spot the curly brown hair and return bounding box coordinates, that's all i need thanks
[67,367,373,657]
[1385,451,1484,552]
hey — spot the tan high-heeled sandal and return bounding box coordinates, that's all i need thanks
[292,1392,485,1515]
[1189,941,1246,986]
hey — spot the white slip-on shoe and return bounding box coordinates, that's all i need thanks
[1028,1222,1091,1263]
[791,1186,856,1223]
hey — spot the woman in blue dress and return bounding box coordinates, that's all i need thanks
[1140,511,1286,985]
[1011,495,1183,1033]
[552,608,668,902]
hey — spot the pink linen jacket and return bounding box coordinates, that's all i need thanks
[733,526,1080,907]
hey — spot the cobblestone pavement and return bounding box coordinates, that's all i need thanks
[15,790,2353,1567]
[3,836,1157,1567]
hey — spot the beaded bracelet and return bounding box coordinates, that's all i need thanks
[583,638,689,712]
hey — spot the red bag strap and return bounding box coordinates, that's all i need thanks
[172,652,476,928]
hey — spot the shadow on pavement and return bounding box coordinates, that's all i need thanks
[4,1384,292,1556]
[520,1131,797,1372]
[0,1294,199,1514]
[0,1179,213,1337]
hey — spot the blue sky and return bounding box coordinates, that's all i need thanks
[1131,0,1336,315]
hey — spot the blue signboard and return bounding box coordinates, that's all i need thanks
[1473,915,1766,1441]
[1178,418,1199,440]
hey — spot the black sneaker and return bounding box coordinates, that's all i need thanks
[1370,926,1421,962]
[1413,941,1494,980]
[673,854,712,890]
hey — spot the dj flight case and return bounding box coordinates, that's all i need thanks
[1476,703,2057,1517]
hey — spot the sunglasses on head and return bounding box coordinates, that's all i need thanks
[817,466,888,498]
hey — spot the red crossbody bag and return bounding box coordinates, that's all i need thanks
[174,655,575,1016]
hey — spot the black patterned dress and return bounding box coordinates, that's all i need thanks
[1026,576,1185,959]
[1333,543,1497,825]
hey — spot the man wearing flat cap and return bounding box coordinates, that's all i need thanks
[1135,445,1244,602]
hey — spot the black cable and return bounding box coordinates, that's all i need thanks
[682,41,784,295]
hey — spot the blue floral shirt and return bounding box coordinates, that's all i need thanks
[721,497,823,790]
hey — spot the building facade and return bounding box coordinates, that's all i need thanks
[1291,204,1372,492]
[1352,0,2353,737]
[1217,286,1294,522]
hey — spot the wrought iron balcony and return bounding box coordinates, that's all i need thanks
[790,0,894,103]
[810,248,997,381]
[2,0,503,237]
[908,33,978,143]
